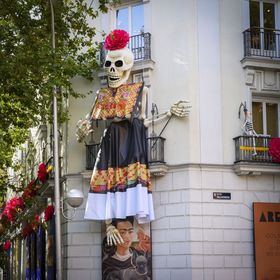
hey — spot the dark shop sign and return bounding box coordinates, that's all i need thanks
[213,192,231,200]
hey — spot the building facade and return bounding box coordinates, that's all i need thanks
[57,0,280,279]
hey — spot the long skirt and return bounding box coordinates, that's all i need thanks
[84,118,154,224]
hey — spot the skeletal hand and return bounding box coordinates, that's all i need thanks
[75,114,94,143]
[106,224,124,246]
[170,100,191,118]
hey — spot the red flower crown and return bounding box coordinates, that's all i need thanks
[104,29,130,51]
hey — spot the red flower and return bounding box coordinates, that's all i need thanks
[22,224,33,238]
[31,215,40,230]
[2,207,14,222]
[38,163,47,183]
[44,205,55,222]
[2,197,25,222]
[104,29,130,50]
[9,197,24,209]
[34,214,40,223]
[23,180,38,199]
[3,240,11,251]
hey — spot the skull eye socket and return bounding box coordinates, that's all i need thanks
[115,60,123,67]
[104,60,111,67]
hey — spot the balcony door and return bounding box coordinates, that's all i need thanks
[249,0,277,55]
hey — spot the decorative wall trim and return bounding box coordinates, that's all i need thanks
[234,162,280,176]
[167,163,234,171]
[243,68,280,93]
[241,57,280,71]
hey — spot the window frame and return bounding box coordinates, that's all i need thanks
[249,0,278,29]
[252,95,280,136]
[114,1,145,36]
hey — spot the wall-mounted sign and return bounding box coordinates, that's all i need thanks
[253,202,280,280]
[213,192,231,200]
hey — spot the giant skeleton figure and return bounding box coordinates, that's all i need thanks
[79,30,190,245]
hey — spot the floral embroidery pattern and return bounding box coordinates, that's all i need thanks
[90,162,151,193]
[91,83,142,120]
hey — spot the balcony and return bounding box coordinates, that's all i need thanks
[243,27,280,59]
[100,32,152,64]
[233,135,280,175]
[98,33,154,86]
[242,27,280,70]
[85,143,100,170]
[85,136,167,176]
[147,136,167,176]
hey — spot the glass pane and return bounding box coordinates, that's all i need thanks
[132,4,144,35]
[263,3,275,51]
[250,1,260,49]
[131,4,144,59]
[250,1,260,28]
[252,102,263,134]
[266,103,278,137]
[263,3,275,29]
[116,7,129,32]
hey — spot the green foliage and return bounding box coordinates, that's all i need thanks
[0,0,115,196]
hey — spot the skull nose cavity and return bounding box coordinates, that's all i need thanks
[110,67,116,72]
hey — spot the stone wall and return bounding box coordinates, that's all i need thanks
[63,166,280,280]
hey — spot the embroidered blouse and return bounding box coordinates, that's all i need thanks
[91,82,143,120]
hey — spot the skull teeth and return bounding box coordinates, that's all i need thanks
[109,77,120,81]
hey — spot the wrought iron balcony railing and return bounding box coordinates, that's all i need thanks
[243,27,280,59]
[100,32,152,66]
[147,136,165,164]
[85,135,165,171]
[233,135,273,163]
[86,143,100,170]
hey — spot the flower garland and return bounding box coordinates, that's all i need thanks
[0,161,54,252]
[44,205,55,222]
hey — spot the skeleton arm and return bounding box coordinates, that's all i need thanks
[105,219,124,246]
[144,100,191,127]
[75,96,98,143]
[144,110,170,127]
[75,115,94,143]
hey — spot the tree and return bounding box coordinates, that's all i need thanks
[0,0,115,197]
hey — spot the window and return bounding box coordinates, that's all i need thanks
[252,100,279,137]
[249,1,276,51]
[132,73,143,83]
[116,3,148,61]
[116,3,144,36]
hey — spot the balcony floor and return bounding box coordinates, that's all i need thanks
[234,161,280,176]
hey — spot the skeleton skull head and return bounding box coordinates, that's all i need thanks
[104,47,134,88]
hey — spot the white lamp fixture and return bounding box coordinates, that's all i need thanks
[61,189,84,220]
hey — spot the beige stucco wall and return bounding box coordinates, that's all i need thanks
[66,0,259,169]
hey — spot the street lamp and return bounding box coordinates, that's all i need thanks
[61,189,84,220]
